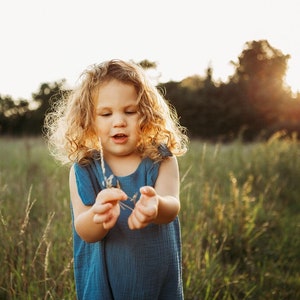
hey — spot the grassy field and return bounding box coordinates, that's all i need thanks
[0,136,299,299]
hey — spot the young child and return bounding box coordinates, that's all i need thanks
[45,59,188,299]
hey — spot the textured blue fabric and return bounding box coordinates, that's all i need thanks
[72,158,183,300]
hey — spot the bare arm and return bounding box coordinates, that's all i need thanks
[128,156,180,229]
[154,155,181,223]
[69,165,127,242]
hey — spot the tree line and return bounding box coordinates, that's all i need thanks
[1,40,300,142]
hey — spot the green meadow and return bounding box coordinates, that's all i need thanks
[0,136,299,299]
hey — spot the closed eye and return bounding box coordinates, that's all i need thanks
[99,112,112,117]
[125,111,137,115]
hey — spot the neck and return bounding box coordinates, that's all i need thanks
[104,153,142,177]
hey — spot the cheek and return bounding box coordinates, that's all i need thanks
[94,119,100,132]
[134,114,141,128]
[133,125,142,142]
[94,120,106,136]
[133,118,141,135]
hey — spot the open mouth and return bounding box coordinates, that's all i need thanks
[112,133,128,143]
[113,133,127,139]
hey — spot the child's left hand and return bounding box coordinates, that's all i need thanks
[128,186,158,230]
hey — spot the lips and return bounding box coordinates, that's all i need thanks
[112,133,128,144]
[113,133,127,138]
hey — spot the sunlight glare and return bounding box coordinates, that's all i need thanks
[286,59,300,94]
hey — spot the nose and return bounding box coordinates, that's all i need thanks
[113,113,126,127]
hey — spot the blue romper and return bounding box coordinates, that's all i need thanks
[72,157,183,300]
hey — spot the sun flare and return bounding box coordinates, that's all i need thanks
[286,58,300,94]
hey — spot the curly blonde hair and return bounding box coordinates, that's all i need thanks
[44,59,188,165]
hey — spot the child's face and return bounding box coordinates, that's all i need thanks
[94,79,140,160]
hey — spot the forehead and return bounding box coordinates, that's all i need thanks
[95,79,138,107]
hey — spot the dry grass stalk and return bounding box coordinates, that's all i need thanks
[98,138,136,211]
[31,211,55,267]
[19,185,37,236]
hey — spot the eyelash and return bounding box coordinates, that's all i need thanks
[99,111,137,117]
[126,111,137,114]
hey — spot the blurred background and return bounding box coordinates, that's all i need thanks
[1,0,300,141]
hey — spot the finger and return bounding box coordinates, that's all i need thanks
[128,216,135,230]
[97,188,127,204]
[92,202,112,214]
[128,217,138,230]
[135,198,158,217]
[128,213,147,230]
[93,211,113,224]
[140,186,156,197]
[143,205,157,217]
[128,204,157,230]
[132,205,148,223]
[103,215,118,229]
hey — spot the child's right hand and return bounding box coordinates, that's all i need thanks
[92,188,127,230]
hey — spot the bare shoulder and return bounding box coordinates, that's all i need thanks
[159,156,179,173]
[157,156,179,183]
[155,156,179,197]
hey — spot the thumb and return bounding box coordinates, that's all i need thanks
[140,186,156,197]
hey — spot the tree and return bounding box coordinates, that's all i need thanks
[0,95,30,135]
[137,59,157,70]
[229,40,292,136]
[163,40,300,141]
[30,80,66,134]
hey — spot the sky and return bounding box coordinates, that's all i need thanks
[0,0,299,100]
